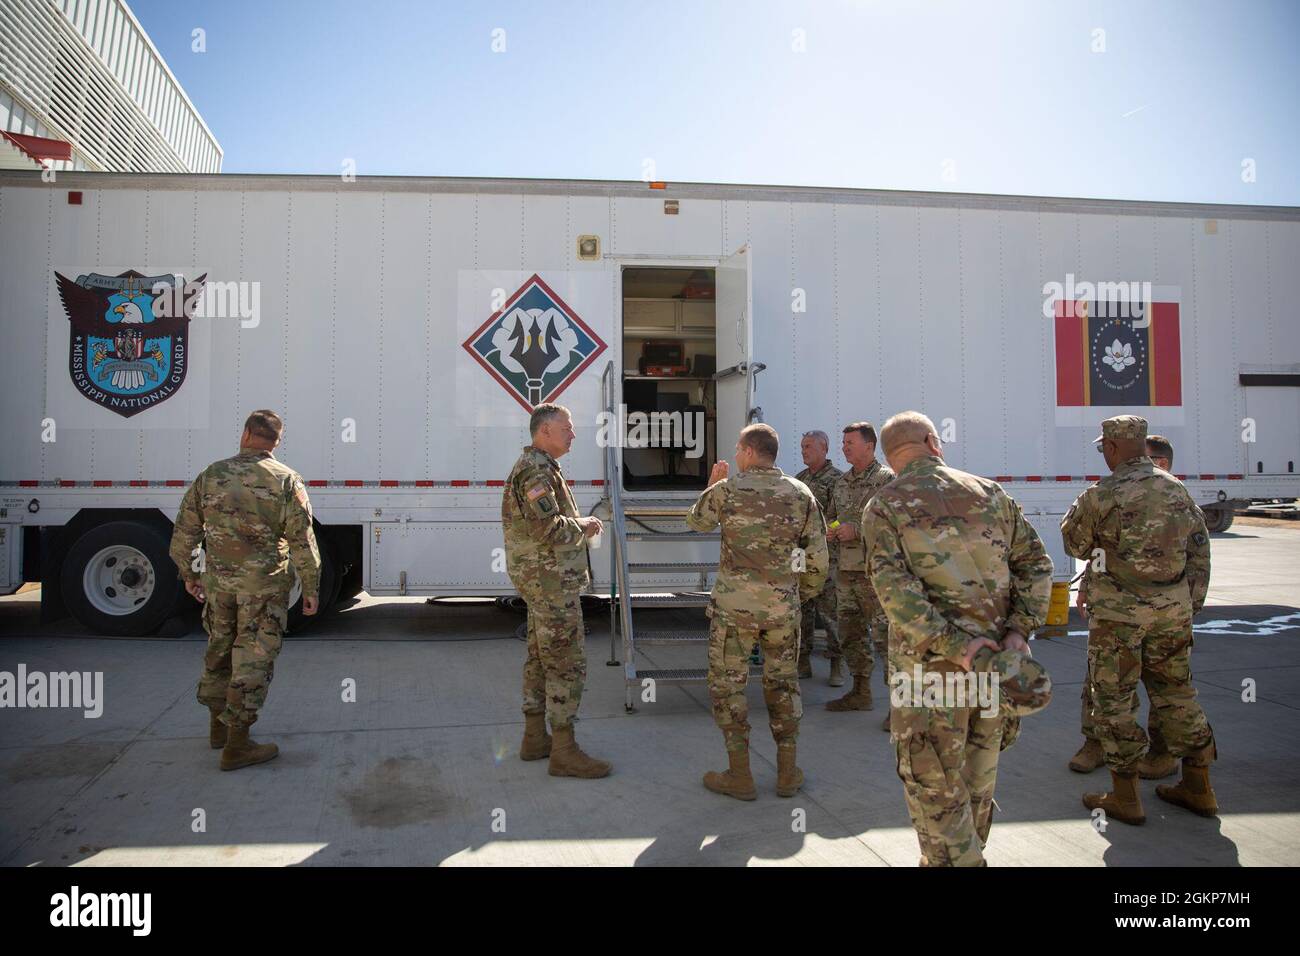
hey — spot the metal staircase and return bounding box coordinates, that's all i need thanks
[599,361,726,711]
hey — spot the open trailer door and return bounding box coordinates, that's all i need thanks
[714,244,761,461]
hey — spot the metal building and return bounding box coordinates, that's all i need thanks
[0,0,221,172]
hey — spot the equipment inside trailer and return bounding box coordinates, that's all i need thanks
[620,267,717,490]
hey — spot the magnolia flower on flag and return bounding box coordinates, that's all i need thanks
[1102,339,1136,372]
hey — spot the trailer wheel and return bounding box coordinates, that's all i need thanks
[1204,507,1235,533]
[62,520,183,636]
[335,549,363,601]
[288,535,340,631]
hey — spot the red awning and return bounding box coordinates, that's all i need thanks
[1,131,73,162]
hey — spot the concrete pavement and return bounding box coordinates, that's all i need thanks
[1,523,1297,866]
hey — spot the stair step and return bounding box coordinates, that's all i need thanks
[636,667,708,683]
[629,592,711,608]
[627,561,716,574]
[635,629,709,645]
[623,498,697,517]
[634,665,762,683]
[626,531,720,542]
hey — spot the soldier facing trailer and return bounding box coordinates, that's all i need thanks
[794,430,844,685]
[1062,416,1217,825]
[863,411,1053,866]
[169,409,321,771]
[687,423,828,800]
[824,422,895,713]
[1069,432,1183,780]
[501,402,611,779]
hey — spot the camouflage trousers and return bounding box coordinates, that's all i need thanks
[894,702,1004,867]
[708,615,801,752]
[1086,613,1215,772]
[836,570,889,683]
[1080,674,1170,755]
[798,575,840,661]
[520,585,587,729]
[197,590,289,727]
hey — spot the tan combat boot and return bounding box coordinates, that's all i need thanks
[826,674,872,711]
[1156,759,1219,818]
[775,744,803,797]
[1068,737,1104,773]
[703,748,757,801]
[208,707,227,750]
[220,722,279,771]
[827,656,845,687]
[1135,728,1177,779]
[548,724,611,778]
[519,712,551,761]
[1082,769,1146,825]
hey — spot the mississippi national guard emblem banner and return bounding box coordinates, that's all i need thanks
[57,270,205,418]
[1053,288,1183,426]
[462,273,607,412]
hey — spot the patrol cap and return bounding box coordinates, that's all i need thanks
[1092,415,1148,443]
[972,646,1052,717]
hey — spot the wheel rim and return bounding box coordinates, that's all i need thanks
[82,545,156,616]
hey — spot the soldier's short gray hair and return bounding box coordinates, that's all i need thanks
[529,403,571,436]
[801,430,830,448]
[880,411,938,455]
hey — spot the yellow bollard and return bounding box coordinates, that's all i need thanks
[1046,581,1071,626]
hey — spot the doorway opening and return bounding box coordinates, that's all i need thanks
[620,266,717,492]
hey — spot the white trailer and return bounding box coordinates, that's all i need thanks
[1,170,1297,659]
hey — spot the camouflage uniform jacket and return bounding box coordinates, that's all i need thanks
[501,445,590,593]
[169,448,321,597]
[687,466,829,629]
[862,455,1053,671]
[795,460,843,576]
[1061,456,1210,624]
[826,458,894,573]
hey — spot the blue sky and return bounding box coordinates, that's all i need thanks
[131,0,1299,205]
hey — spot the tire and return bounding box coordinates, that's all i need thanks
[335,540,363,601]
[288,534,339,631]
[62,520,183,636]
[1204,507,1235,533]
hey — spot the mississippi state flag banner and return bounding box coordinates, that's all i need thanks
[1053,286,1184,426]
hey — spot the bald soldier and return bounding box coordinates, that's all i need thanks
[169,409,321,771]
[502,403,611,778]
[824,422,895,713]
[1069,432,1181,780]
[687,423,828,800]
[794,430,844,685]
[862,412,1053,866]
[1062,416,1217,825]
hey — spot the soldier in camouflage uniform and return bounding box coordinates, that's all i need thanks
[794,430,844,684]
[825,422,895,713]
[501,403,611,779]
[687,423,828,800]
[169,410,321,771]
[1062,416,1217,825]
[863,411,1053,866]
[1069,432,1181,779]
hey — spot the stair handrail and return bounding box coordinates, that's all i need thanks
[599,361,637,683]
